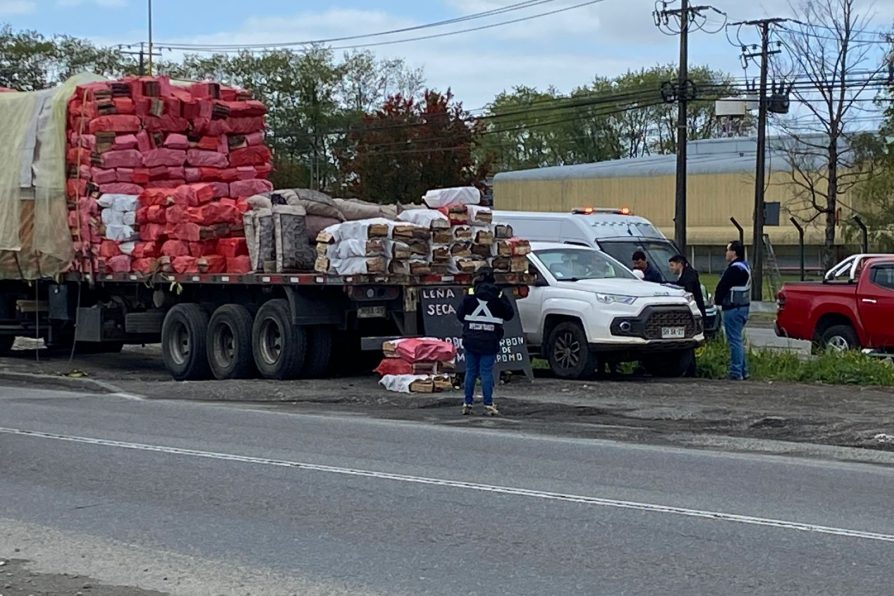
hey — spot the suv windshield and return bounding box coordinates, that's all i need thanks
[535,248,636,281]
[599,240,677,282]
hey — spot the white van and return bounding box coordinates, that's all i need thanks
[492,208,720,335]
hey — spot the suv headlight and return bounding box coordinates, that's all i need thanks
[595,293,637,305]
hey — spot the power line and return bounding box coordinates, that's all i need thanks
[157,0,556,50]
[154,0,610,54]
[654,0,727,256]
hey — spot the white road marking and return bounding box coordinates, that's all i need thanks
[2,426,893,544]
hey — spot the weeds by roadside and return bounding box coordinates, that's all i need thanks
[696,339,894,386]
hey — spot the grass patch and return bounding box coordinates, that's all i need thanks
[695,339,894,386]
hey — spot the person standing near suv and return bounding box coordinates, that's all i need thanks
[632,250,663,283]
[714,240,751,380]
[668,254,706,317]
[457,267,515,416]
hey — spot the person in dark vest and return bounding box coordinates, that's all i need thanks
[668,254,706,317]
[456,267,515,416]
[632,250,663,283]
[715,240,752,380]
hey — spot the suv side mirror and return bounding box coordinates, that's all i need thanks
[632,269,645,280]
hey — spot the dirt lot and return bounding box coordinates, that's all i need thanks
[4,343,894,459]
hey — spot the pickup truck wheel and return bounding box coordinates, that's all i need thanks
[820,325,859,352]
[642,348,694,378]
[546,321,596,380]
[162,304,212,381]
[252,299,307,380]
[207,304,256,380]
[302,326,334,378]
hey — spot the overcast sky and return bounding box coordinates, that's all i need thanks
[1,0,891,114]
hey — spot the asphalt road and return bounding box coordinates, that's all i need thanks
[2,386,893,595]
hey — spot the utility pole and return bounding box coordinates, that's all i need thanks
[120,42,162,76]
[147,0,154,75]
[654,2,725,257]
[735,17,785,301]
[675,0,690,257]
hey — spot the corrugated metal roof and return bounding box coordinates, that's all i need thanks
[493,134,841,181]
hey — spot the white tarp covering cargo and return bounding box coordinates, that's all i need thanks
[0,73,105,279]
[422,186,481,209]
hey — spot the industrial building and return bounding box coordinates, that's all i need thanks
[492,136,861,274]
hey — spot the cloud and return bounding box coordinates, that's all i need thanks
[0,0,35,15]
[83,0,888,109]
[57,0,126,7]
[148,5,676,106]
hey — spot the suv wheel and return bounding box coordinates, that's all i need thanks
[546,321,596,380]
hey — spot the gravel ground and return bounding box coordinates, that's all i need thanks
[2,343,893,456]
[0,558,165,596]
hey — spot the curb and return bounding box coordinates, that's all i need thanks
[751,301,778,314]
[0,370,126,395]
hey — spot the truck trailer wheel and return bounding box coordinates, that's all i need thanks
[252,299,307,380]
[819,325,859,352]
[546,321,597,380]
[642,348,694,378]
[162,304,212,381]
[207,304,256,380]
[303,326,334,378]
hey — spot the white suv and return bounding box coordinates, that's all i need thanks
[520,243,705,379]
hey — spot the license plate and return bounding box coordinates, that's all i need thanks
[357,306,387,319]
[661,326,685,339]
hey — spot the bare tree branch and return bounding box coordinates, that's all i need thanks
[775,0,887,268]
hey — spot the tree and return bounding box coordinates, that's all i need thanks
[776,0,888,269]
[478,65,738,172]
[335,90,487,203]
[338,50,424,114]
[847,46,894,250]
[0,25,133,90]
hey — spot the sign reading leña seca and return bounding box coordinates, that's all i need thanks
[420,286,533,381]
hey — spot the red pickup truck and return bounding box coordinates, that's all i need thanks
[775,257,894,352]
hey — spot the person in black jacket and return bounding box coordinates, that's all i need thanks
[714,240,752,380]
[456,267,515,416]
[668,254,706,317]
[632,250,663,283]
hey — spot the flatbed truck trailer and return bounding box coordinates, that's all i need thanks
[0,270,530,381]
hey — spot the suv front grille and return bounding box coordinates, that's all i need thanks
[643,309,696,339]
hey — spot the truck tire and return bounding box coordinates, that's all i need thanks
[546,321,597,380]
[162,304,211,381]
[819,325,859,352]
[642,348,694,378]
[0,334,14,355]
[207,304,256,380]
[252,299,307,380]
[303,326,333,378]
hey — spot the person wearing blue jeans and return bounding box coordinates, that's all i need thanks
[456,267,515,416]
[463,351,496,410]
[714,240,752,380]
[722,305,750,380]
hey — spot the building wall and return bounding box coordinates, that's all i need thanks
[493,170,857,249]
